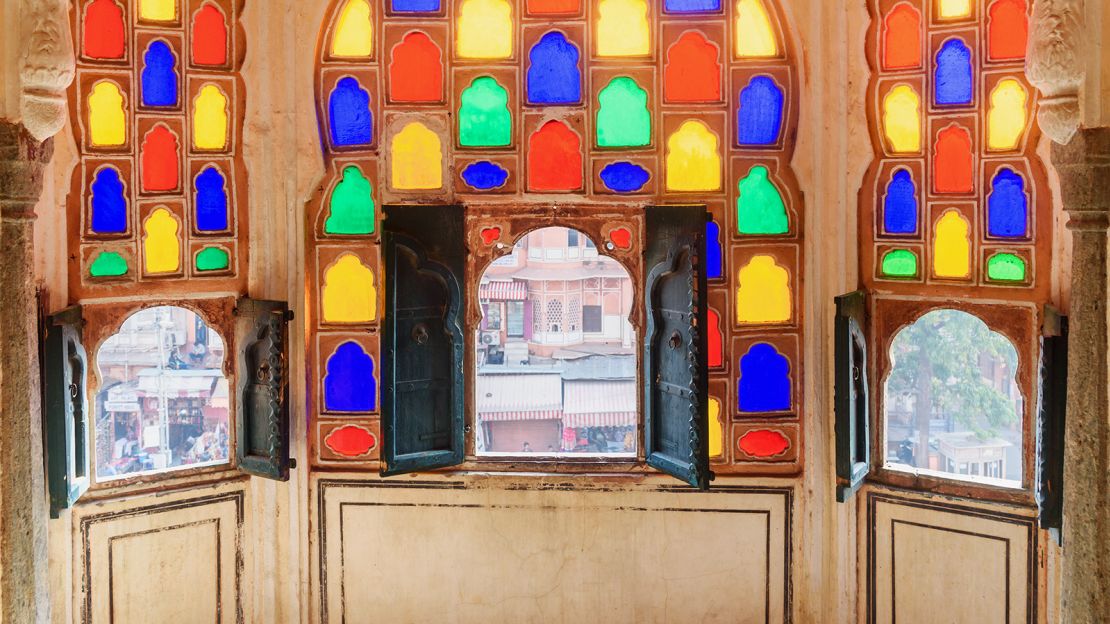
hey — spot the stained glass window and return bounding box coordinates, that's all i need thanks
[309,0,803,472]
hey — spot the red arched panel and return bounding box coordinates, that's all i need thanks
[141,125,180,192]
[882,3,922,71]
[526,0,581,14]
[708,308,723,368]
[390,32,443,103]
[988,0,1028,61]
[933,125,973,194]
[84,0,126,60]
[528,121,582,192]
[192,4,229,66]
[665,31,721,103]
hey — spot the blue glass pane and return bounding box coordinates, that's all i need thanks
[324,341,377,412]
[527,32,582,105]
[329,77,373,147]
[884,169,918,234]
[461,161,509,190]
[391,0,440,11]
[664,0,721,11]
[988,168,1028,238]
[935,39,973,106]
[737,76,784,146]
[706,220,723,279]
[91,168,127,234]
[141,41,178,107]
[599,161,650,193]
[195,167,229,231]
[738,343,791,412]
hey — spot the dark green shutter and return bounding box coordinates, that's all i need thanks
[643,205,712,489]
[234,298,294,481]
[1037,307,1067,543]
[41,306,90,518]
[381,205,466,476]
[835,291,871,502]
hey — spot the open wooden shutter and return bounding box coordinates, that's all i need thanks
[41,306,91,517]
[234,298,294,481]
[643,205,712,489]
[835,291,871,502]
[1037,307,1067,542]
[381,205,466,476]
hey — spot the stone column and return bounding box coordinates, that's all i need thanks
[1051,128,1110,624]
[0,121,52,623]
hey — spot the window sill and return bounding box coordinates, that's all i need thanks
[869,466,1035,507]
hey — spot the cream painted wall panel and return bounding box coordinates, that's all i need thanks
[74,485,245,624]
[867,492,1037,624]
[315,478,793,624]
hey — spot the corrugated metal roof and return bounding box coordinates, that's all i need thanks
[563,380,637,414]
[476,373,563,414]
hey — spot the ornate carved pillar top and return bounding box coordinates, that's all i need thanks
[0,122,52,221]
[18,0,74,142]
[1051,127,1110,231]
[1027,0,1086,145]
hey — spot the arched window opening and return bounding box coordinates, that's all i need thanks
[475,227,636,457]
[884,310,1021,488]
[95,306,229,479]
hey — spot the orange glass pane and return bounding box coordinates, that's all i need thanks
[528,121,582,192]
[526,0,580,13]
[933,125,973,194]
[83,0,126,59]
[390,32,443,102]
[882,3,921,70]
[141,125,179,192]
[664,31,721,103]
[988,0,1028,61]
[192,3,228,66]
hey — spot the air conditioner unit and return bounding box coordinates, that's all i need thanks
[480,331,500,345]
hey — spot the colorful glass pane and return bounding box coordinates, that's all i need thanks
[665,32,721,103]
[883,169,918,234]
[987,168,1027,238]
[737,76,784,145]
[194,166,228,232]
[462,162,509,190]
[527,32,582,105]
[933,125,973,193]
[735,0,777,57]
[934,211,970,278]
[83,0,126,60]
[596,77,651,147]
[938,0,971,19]
[141,125,179,192]
[324,341,377,412]
[599,162,650,193]
[192,4,228,66]
[329,77,373,147]
[737,166,787,235]
[390,32,442,102]
[139,0,176,22]
[736,255,790,324]
[459,77,511,147]
[988,0,1028,61]
[707,308,723,367]
[91,167,127,234]
[193,84,228,149]
[195,247,230,271]
[322,254,376,323]
[987,253,1026,281]
[706,220,723,279]
[528,121,582,191]
[141,41,178,107]
[88,81,127,147]
[89,251,128,277]
[332,0,373,57]
[325,166,375,234]
[935,39,973,106]
[457,0,512,59]
[666,0,721,12]
[881,249,918,277]
[738,429,790,457]
[883,3,921,70]
[882,85,920,153]
[392,0,441,11]
[597,0,650,57]
[738,343,791,412]
[987,78,1027,150]
[666,121,721,192]
[391,122,442,190]
[708,398,723,458]
[143,208,180,274]
[526,0,580,14]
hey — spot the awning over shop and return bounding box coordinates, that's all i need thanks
[563,380,637,428]
[479,280,527,301]
[477,373,562,422]
[135,369,222,397]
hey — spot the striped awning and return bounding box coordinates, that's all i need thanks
[563,380,637,428]
[563,411,637,428]
[479,280,527,301]
[480,409,563,422]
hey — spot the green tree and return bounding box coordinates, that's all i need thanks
[885,309,1019,469]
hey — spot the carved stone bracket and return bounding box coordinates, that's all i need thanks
[18,0,74,142]
[1027,0,1086,145]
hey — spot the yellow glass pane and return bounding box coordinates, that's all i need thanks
[709,397,724,458]
[193,85,228,150]
[737,255,791,324]
[88,81,127,147]
[934,211,971,278]
[143,208,180,274]
[323,254,377,323]
[139,0,175,21]
[665,120,721,192]
[883,85,921,153]
[597,0,650,57]
[987,78,1028,151]
[332,0,373,58]
[391,122,443,190]
[938,0,971,19]
[457,0,512,59]
[735,0,778,58]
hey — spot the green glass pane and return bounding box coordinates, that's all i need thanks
[881,249,918,278]
[325,166,375,235]
[597,77,651,148]
[196,247,230,272]
[459,76,511,147]
[987,253,1026,282]
[737,166,788,235]
[89,251,128,277]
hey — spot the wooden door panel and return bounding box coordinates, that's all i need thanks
[866,491,1038,624]
[74,484,245,624]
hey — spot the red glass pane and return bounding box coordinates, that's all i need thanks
[528,121,583,192]
[390,32,443,102]
[83,0,126,60]
[192,4,228,66]
[933,125,973,194]
[141,125,180,192]
[665,31,721,103]
[882,3,921,70]
[526,0,580,15]
[737,429,790,458]
[324,425,378,457]
[988,0,1028,61]
[708,308,723,368]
